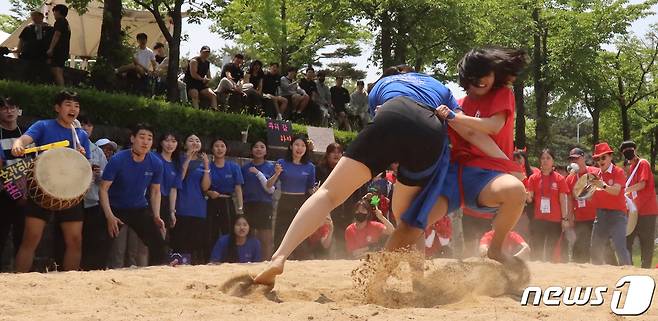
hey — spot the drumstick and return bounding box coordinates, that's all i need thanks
[23,140,70,154]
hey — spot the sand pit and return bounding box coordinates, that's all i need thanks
[1,257,657,321]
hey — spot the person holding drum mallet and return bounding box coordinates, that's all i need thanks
[99,123,169,265]
[11,90,90,272]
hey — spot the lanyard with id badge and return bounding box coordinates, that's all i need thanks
[539,174,554,215]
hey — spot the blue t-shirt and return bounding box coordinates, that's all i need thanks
[209,160,244,194]
[25,119,91,159]
[241,161,275,204]
[368,72,459,117]
[154,153,182,197]
[277,159,315,194]
[209,235,262,263]
[175,158,207,218]
[102,150,164,209]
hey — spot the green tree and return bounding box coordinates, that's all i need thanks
[0,14,21,34]
[210,0,364,69]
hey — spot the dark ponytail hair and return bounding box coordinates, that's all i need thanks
[458,47,529,90]
[513,150,533,178]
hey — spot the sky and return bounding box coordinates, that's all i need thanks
[1,0,657,98]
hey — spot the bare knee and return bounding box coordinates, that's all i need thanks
[64,233,83,251]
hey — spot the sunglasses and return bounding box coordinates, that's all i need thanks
[568,156,581,160]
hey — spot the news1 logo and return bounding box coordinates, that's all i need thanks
[521,275,656,316]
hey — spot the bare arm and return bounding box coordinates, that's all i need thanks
[374,208,395,235]
[48,31,61,54]
[11,135,35,156]
[448,121,508,159]
[169,188,177,216]
[235,185,244,212]
[190,60,204,81]
[451,111,506,135]
[625,181,646,195]
[150,184,161,218]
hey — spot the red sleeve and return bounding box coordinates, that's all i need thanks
[527,174,538,193]
[480,231,493,246]
[508,232,525,245]
[637,160,651,183]
[557,174,569,194]
[345,225,357,253]
[486,87,514,118]
[374,222,386,234]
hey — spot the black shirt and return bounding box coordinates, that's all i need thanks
[184,57,210,83]
[220,63,244,81]
[1,126,24,166]
[248,70,264,90]
[331,86,351,109]
[18,23,52,61]
[263,72,281,95]
[299,78,317,96]
[52,18,71,58]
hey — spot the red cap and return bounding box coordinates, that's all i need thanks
[593,142,614,158]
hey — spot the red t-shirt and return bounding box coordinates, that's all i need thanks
[480,230,525,255]
[523,167,541,189]
[386,171,397,184]
[424,216,452,257]
[591,164,627,212]
[307,223,331,245]
[345,221,386,253]
[449,87,522,173]
[565,166,601,221]
[628,159,658,216]
[527,171,569,222]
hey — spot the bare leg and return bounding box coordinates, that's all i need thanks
[15,217,47,272]
[477,174,526,264]
[298,95,310,113]
[189,89,200,108]
[51,67,65,86]
[253,157,371,285]
[257,229,274,259]
[60,221,83,271]
[202,88,218,109]
[291,94,303,112]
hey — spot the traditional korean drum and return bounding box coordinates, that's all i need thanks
[26,148,92,210]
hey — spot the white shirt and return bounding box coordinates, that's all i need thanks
[134,47,156,70]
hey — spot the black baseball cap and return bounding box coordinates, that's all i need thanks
[568,148,585,158]
[200,46,211,52]
[619,140,637,151]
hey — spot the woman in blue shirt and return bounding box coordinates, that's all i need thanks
[209,215,262,263]
[242,139,279,259]
[171,134,210,264]
[206,138,244,256]
[272,136,316,256]
[154,132,181,236]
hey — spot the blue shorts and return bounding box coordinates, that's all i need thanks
[441,163,504,215]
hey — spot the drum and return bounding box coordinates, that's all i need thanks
[27,148,92,210]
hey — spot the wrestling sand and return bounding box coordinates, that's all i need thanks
[1,256,657,321]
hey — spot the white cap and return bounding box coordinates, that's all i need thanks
[96,138,117,150]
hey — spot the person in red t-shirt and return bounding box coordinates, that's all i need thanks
[621,140,658,268]
[424,215,452,258]
[590,142,631,266]
[298,215,334,259]
[435,47,529,265]
[513,149,538,240]
[564,147,602,263]
[479,230,530,260]
[526,149,570,262]
[345,198,395,258]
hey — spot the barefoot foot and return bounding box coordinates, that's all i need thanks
[253,255,286,286]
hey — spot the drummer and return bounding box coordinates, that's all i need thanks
[564,148,601,263]
[11,90,90,272]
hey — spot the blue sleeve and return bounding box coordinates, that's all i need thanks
[102,156,120,182]
[151,156,164,185]
[368,90,379,116]
[252,238,262,262]
[209,237,226,262]
[234,163,244,185]
[307,163,316,190]
[24,121,44,143]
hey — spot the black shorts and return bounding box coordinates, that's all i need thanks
[50,54,67,68]
[160,195,173,229]
[185,79,208,92]
[333,104,347,114]
[170,215,207,253]
[25,199,84,223]
[344,96,446,186]
[244,202,273,230]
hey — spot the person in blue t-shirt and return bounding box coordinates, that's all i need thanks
[242,139,279,258]
[11,90,90,272]
[206,138,244,255]
[155,132,182,240]
[171,134,210,264]
[255,70,508,285]
[210,215,262,263]
[270,136,316,257]
[99,123,168,266]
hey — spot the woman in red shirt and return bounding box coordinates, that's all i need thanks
[526,149,570,262]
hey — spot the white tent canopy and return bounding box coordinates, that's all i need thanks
[1,0,173,57]
[0,31,9,44]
